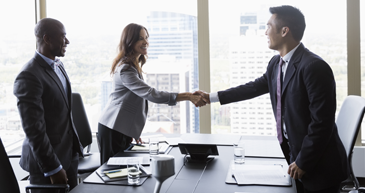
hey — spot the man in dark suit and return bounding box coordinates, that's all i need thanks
[195,5,348,193]
[13,18,83,192]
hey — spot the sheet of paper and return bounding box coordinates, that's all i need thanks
[130,143,169,152]
[165,137,185,146]
[131,144,149,151]
[107,157,144,165]
[232,164,288,185]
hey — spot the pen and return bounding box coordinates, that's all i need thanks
[103,169,123,174]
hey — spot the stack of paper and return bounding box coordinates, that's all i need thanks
[107,157,144,165]
[232,164,288,185]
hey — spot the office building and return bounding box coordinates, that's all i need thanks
[230,12,277,136]
[146,11,199,133]
[143,59,190,134]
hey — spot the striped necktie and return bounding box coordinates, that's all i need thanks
[276,58,284,144]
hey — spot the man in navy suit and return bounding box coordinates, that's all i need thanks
[195,5,348,193]
[13,18,83,192]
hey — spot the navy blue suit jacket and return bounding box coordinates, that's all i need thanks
[218,43,348,191]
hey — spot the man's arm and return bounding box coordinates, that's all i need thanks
[194,74,270,106]
[294,59,337,172]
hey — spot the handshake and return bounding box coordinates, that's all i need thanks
[190,90,211,107]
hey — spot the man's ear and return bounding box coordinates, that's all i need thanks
[43,34,50,45]
[282,27,289,37]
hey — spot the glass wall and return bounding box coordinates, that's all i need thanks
[47,0,199,134]
[0,1,35,154]
[361,1,365,140]
[1,0,363,155]
[209,0,347,135]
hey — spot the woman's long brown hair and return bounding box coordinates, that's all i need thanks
[110,23,149,76]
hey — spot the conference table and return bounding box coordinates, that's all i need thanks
[70,134,297,193]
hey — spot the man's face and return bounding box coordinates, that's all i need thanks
[48,24,69,58]
[265,14,283,51]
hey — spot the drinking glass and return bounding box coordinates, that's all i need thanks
[127,158,140,184]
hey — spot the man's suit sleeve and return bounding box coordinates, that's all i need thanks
[14,70,61,173]
[218,73,270,105]
[295,59,337,172]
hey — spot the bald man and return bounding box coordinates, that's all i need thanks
[13,18,83,192]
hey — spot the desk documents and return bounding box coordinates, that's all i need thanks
[127,142,171,154]
[226,161,291,186]
[107,157,144,165]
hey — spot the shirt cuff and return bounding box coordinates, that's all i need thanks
[44,165,62,177]
[210,92,220,103]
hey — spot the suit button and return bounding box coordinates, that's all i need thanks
[68,130,72,135]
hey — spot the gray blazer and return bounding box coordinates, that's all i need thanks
[99,64,178,138]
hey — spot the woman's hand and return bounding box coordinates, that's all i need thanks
[190,94,207,107]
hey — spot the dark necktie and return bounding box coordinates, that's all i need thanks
[276,58,284,144]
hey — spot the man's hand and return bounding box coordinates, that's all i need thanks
[134,137,143,144]
[189,94,206,107]
[50,168,68,184]
[193,90,210,104]
[288,162,306,179]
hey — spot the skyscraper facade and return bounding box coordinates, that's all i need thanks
[146,11,199,133]
[229,12,277,136]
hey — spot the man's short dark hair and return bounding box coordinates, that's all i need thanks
[269,5,306,41]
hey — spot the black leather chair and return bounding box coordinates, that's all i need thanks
[337,95,365,193]
[71,93,100,182]
[0,137,69,193]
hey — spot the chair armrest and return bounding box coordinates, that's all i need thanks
[26,184,70,193]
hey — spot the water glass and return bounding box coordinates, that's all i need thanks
[127,158,140,184]
[233,142,245,164]
[149,138,159,157]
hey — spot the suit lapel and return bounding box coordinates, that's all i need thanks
[35,54,70,109]
[271,56,281,103]
[281,44,304,95]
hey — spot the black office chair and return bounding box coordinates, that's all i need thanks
[337,95,365,192]
[71,93,100,182]
[0,137,69,193]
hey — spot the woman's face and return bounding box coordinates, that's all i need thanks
[133,28,149,57]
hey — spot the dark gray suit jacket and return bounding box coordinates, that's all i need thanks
[13,52,83,174]
[218,43,348,191]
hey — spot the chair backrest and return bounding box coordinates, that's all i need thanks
[336,95,365,158]
[71,93,92,148]
[0,138,20,193]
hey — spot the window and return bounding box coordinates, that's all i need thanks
[47,0,198,134]
[361,1,365,140]
[0,1,35,154]
[1,1,364,152]
[209,0,347,136]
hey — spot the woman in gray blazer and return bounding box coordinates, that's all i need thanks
[98,23,206,164]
